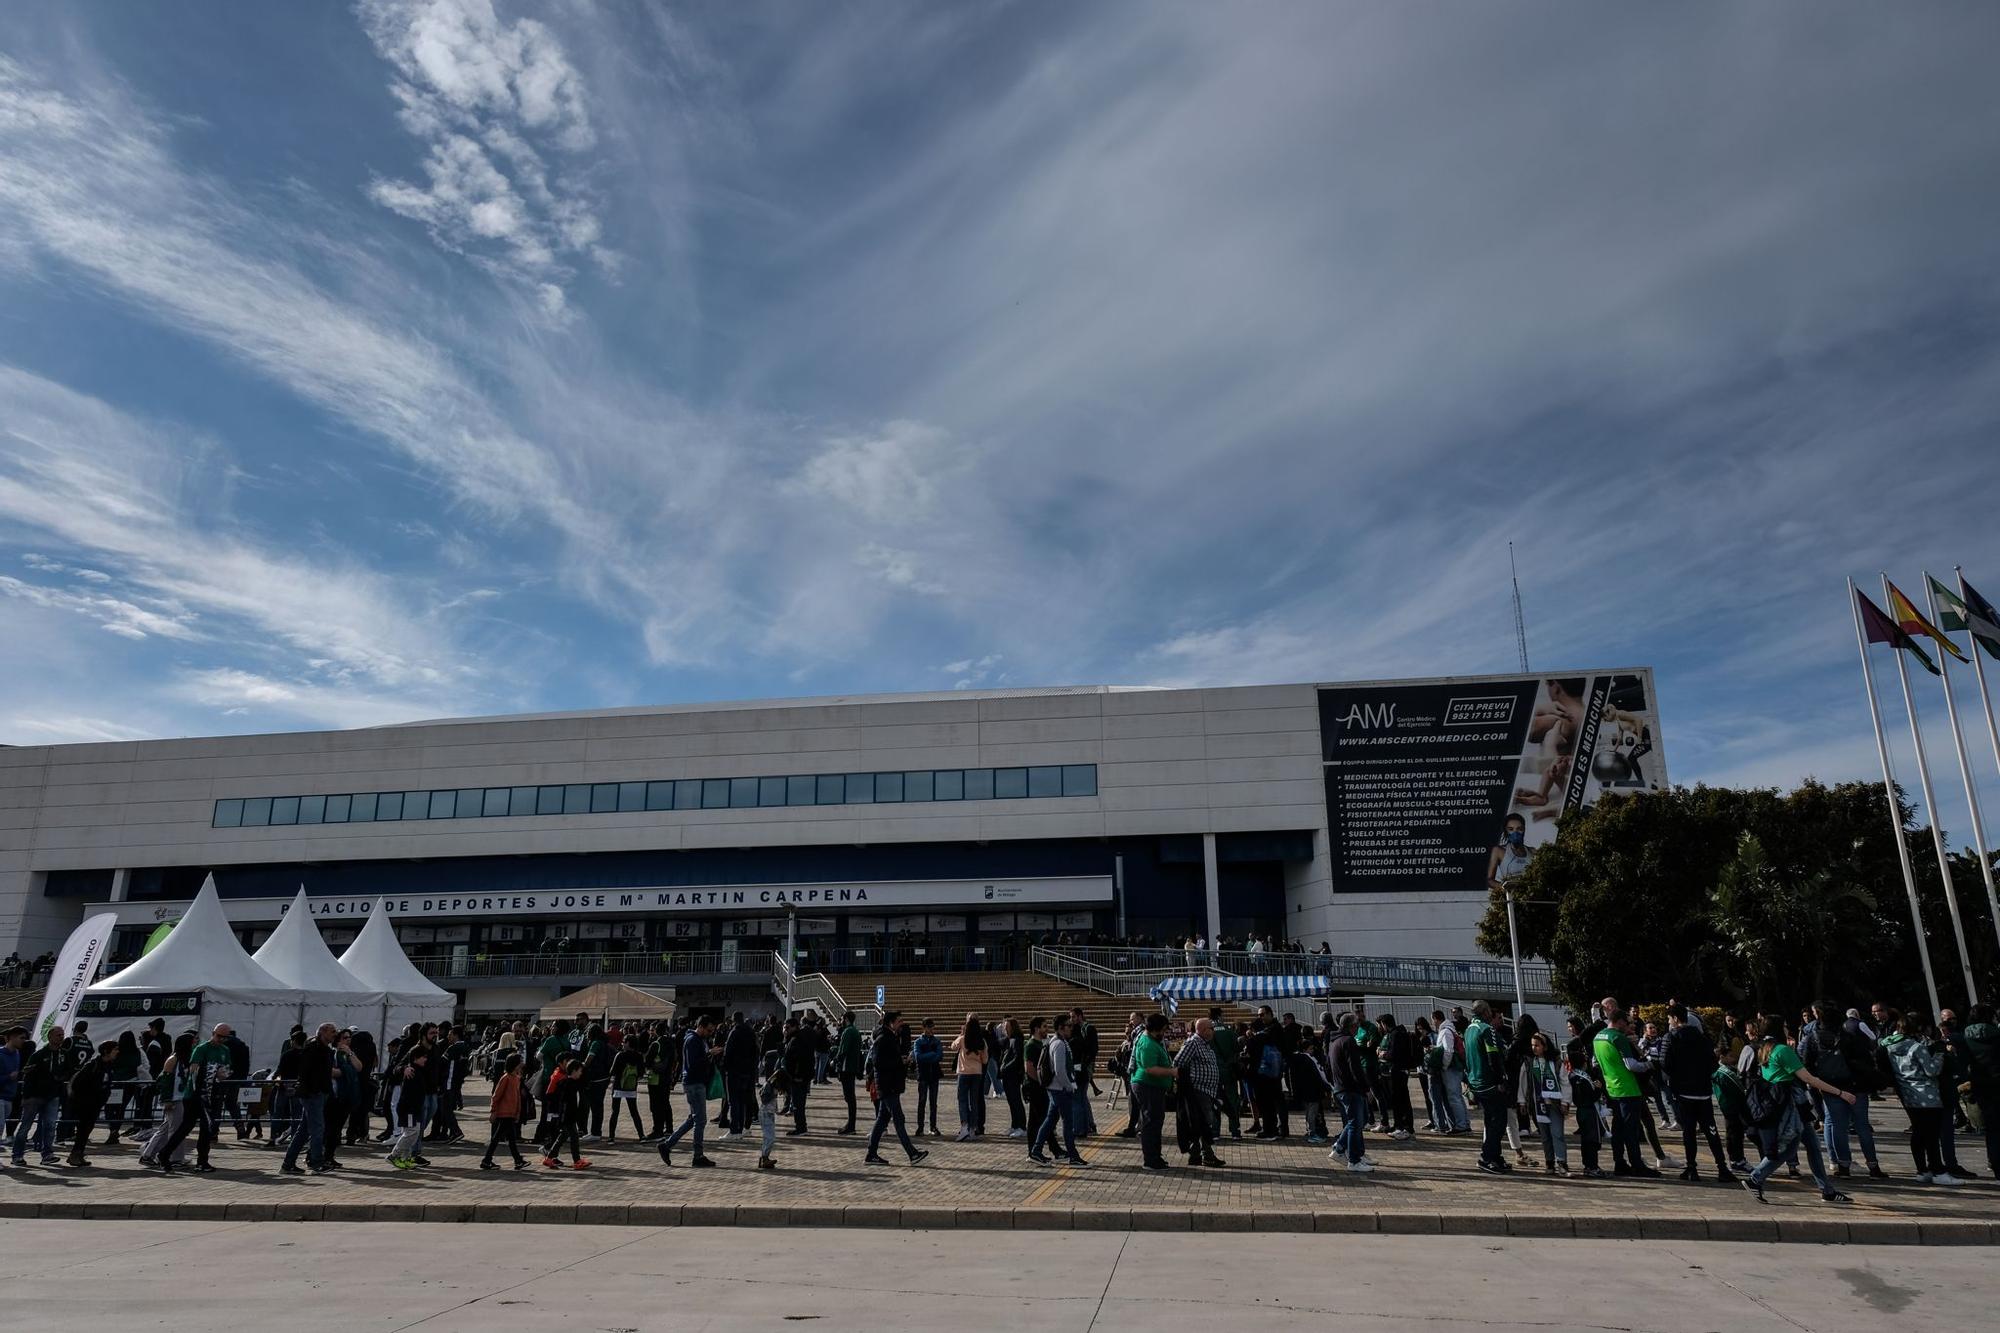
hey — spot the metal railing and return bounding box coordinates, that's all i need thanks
[1030,945,1557,1005]
[1030,947,1199,997]
[784,944,1038,973]
[771,954,880,1029]
[408,949,772,980]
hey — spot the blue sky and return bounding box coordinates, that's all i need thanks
[3,3,2000,814]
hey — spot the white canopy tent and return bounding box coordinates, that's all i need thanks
[252,889,392,1036]
[338,899,456,1036]
[83,876,304,1064]
[1146,973,1338,1017]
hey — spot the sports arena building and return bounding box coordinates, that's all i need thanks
[0,672,1662,1013]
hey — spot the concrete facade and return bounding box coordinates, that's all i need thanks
[0,677,1636,960]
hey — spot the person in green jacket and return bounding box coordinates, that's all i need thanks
[1128,1013,1176,1170]
[153,1023,233,1172]
[536,1021,573,1097]
[834,1013,864,1134]
[1591,1006,1659,1178]
[1463,1000,1511,1174]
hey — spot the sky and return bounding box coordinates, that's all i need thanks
[3,3,2000,818]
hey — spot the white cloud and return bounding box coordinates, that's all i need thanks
[4,715,155,744]
[171,667,434,731]
[790,421,956,524]
[0,573,199,641]
[0,55,577,528]
[942,654,1006,691]
[0,368,463,690]
[357,0,609,301]
[855,543,944,596]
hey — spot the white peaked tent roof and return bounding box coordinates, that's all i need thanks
[338,900,452,998]
[253,889,373,992]
[96,875,291,992]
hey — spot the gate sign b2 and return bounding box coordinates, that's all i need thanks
[875,984,886,1008]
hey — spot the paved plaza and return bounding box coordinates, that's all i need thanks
[5,1218,1994,1332]
[4,1088,1995,1243]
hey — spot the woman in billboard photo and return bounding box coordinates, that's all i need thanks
[1488,813,1533,894]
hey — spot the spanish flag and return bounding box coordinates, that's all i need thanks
[1887,578,1969,664]
[1857,587,1938,675]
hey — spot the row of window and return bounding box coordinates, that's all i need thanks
[211,764,1099,829]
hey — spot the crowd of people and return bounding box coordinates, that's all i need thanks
[2,995,1996,1204]
[0,952,57,990]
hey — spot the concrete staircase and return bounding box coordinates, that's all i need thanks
[0,987,43,1030]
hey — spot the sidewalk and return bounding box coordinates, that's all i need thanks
[4,1090,1994,1244]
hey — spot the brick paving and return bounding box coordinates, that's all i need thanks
[4,1087,1996,1242]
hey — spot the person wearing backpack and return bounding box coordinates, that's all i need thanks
[1021,1017,1050,1151]
[1430,1009,1470,1133]
[1743,1021,1852,1204]
[1030,1015,1087,1165]
[1710,1057,1753,1176]
[1808,1003,1887,1180]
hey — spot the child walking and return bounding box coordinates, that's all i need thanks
[757,1050,788,1170]
[1526,1031,1570,1176]
[538,1055,590,1170]
[480,1052,528,1170]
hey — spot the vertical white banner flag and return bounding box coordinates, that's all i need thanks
[35,912,118,1043]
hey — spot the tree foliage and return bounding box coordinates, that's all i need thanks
[1476,781,1998,1014]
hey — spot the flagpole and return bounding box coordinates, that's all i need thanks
[1928,572,2000,952]
[1959,567,2000,787]
[1883,573,1979,1006]
[1851,579,1940,1020]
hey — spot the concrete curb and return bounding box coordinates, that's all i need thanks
[3,1199,1991,1243]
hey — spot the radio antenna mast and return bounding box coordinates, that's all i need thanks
[1509,542,1531,672]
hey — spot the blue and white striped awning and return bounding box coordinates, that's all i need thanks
[1147,974,1336,1016]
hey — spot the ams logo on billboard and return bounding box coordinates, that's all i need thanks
[1334,702,1397,730]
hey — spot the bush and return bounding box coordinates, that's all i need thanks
[1632,1003,1726,1032]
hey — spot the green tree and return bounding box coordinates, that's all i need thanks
[1476,780,1997,1013]
[1705,831,1877,1009]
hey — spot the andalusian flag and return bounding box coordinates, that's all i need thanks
[1887,578,1968,664]
[1857,587,1938,674]
[1930,573,2000,661]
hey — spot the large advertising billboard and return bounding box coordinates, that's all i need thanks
[1318,670,1664,894]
